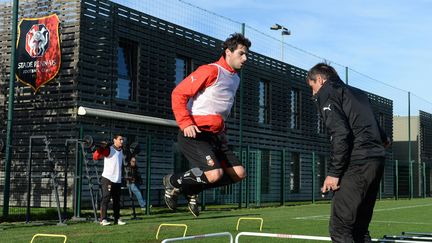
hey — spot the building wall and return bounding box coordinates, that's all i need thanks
[392,112,432,197]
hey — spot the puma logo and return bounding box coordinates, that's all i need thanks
[323,104,331,111]
[191,75,196,83]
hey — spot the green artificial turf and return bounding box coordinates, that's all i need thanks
[1,198,431,242]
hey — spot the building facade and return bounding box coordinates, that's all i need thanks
[393,111,432,197]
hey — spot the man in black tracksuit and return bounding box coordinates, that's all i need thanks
[306,63,390,242]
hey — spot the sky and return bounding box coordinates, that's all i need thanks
[178,0,432,114]
[2,0,431,114]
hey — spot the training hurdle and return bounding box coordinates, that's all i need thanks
[403,232,432,237]
[381,235,432,242]
[161,232,233,243]
[30,233,67,243]
[236,217,264,231]
[235,231,331,242]
[378,239,432,243]
[233,231,431,243]
[156,223,188,239]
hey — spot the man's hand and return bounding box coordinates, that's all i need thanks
[321,176,340,194]
[383,136,392,149]
[183,125,201,138]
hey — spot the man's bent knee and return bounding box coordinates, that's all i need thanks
[204,169,223,183]
[231,166,246,182]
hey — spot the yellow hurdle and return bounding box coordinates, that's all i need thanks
[156,223,188,239]
[236,217,264,231]
[30,233,67,243]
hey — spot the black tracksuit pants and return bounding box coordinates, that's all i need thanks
[330,157,385,243]
[100,176,121,222]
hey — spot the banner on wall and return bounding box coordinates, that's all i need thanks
[16,14,61,93]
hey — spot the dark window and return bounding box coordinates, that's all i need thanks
[290,152,300,193]
[261,149,271,194]
[116,39,138,100]
[175,56,192,86]
[258,80,271,124]
[290,88,301,129]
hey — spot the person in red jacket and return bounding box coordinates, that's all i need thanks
[93,134,126,226]
[164,33,251,217]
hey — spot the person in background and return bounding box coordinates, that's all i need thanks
[125,156,148,213]
[93,134,126,226]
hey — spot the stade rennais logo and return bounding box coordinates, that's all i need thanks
[16,14,61,93]
[25,23,50,58]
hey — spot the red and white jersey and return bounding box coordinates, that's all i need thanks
[94,145,123,183]
[172,56,239,133]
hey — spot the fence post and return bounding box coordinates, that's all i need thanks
[409,160,413,199]
[312,152,316,204]
[379,181,382,200]
[238,22,245,209]
[245,145,250,208]
[423,162,426,198]
[280,149,286,206]
[256,150,261,207]
[3,0,19,218]
[26,138,34,223]
[395,160,399,200]
[146,136,152,215]
[76,126,84,218]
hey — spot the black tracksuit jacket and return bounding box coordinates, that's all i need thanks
[313,78,387,177]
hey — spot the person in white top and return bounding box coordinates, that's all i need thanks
[93,134,126,226]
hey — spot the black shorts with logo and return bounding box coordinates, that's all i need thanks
[177,131,241,172]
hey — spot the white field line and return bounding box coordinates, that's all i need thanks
[294,203,432,220]
[373,203,432,212]
[294,217,431,225]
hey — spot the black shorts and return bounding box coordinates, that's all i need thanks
[177,131,241,172]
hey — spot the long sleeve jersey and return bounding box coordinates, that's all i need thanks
[171,56,239,133]
[313,78,387,177]
[93,145,123,183]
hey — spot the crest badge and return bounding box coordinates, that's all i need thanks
[16,14,61,93]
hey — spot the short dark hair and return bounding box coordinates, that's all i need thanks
[222,33,251,58]
[306,63,341,82]
[113,134,122,140]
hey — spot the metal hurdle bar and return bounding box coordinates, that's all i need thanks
[235,232,331,242]
[378,239,431,243]
[161,232,233,243]
[234,232,429,243]
[403,233,432,236]
[156,224,188,239]
[236,217,264,231]
[30,234,67,243]
[382,235,432,242]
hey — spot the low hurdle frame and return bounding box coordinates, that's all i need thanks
[156,223,188,239]
[235,232,331,242]
[402,232,432,237]
[30,233,67,243]
[236,217,264,231]
[382,235,432,242]
[161,232,233,243]
[234,232,430,243]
